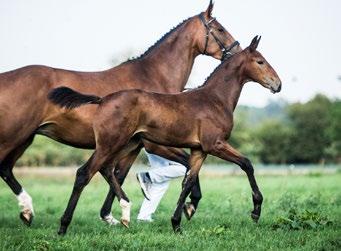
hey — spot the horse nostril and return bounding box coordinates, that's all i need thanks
[277,84,282,92]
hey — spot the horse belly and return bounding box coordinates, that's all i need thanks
[38,106,97,149]
[138,121,200,148]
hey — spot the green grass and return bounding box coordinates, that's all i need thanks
[0,172,340,250]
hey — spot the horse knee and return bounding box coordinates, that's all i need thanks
[75,168,90,189]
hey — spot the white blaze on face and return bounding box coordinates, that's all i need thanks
[17,189,34,215]
[101,213,120,225]
[120,199,131,222]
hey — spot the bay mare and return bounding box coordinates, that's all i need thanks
[0,1,241,225]
[49,36,282,234]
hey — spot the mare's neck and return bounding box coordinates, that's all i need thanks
[130,20,199,93]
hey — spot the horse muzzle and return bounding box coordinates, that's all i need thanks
[267,79,282,94]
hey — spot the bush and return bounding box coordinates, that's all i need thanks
[272,209,332,230]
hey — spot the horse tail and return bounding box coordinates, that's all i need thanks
[48,86,102,109]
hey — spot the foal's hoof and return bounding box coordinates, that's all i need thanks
[171,218,182,234]
[19,212,33,226]
[172,225,182,234]
[251,212,260,223]
[121,219,130,228]
[183,203,196,221]
[57,226,67,236]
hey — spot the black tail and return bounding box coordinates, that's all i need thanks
[48,87,102,109]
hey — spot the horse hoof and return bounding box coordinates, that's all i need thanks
[121,219,130,228]
[171,218,182,233]
[183,203,196,221]
[251,212,260,223]
[173,225,182,234]
[57,227,67,236]
[19,212,33,226]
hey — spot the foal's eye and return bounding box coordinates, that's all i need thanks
[217,28,224,33]
[257,61,264,65]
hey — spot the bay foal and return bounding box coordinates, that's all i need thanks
[49,36,281,234]
[0,1,240,225]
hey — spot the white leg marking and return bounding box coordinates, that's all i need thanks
[101,213,120,225]
[17,189,34,216]
[120,199,131,223]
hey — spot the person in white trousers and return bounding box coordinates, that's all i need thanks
[136,152,186,221]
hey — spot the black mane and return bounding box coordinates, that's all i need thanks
[123,16,193,63]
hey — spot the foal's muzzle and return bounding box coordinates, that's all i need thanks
[270,81,282,93]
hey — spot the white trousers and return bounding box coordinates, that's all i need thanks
[137,153,186,220]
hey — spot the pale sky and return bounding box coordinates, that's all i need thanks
[0,0,340,106]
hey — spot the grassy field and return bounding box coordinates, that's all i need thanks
[0,170,340,250]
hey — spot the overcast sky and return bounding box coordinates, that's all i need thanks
[0,0,340,106]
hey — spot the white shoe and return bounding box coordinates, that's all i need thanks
[136,172,152,200]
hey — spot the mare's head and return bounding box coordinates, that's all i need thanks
[193,0,242,60]
[238,36,282,93]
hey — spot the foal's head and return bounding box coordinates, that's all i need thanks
[240,36,282,93]
[194,1,242,60]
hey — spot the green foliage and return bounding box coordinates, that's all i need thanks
[201,224,230,236]
[231,94,340,164]
[254,119,292,163]
[325,100,341,161]
[230,110,260,162]
[238,94,340,164]
[272,209,332,230]
[287,94,333,163]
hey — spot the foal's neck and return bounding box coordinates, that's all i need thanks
[133,20,198,93]
[205,62,246,113]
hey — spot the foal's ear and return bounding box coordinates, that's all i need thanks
[205,0,214,18]
[249,35,261,52]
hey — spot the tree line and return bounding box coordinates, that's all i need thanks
[230,94,340,164]
[17,94,340,167]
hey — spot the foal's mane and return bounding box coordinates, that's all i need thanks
[124,16,193,63]
[196,56,234,89]
[195,51,244,89]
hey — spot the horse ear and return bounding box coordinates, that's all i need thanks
[256,36,262,48]
[205,0,214,18]
[249,35,261,52]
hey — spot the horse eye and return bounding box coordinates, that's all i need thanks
[257,61,264,65]
[218,28,224,32]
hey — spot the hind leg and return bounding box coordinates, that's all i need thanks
[99,138,142,228]
[59,137,141,234]
[100,147,141,225]
[0,135,35,226]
